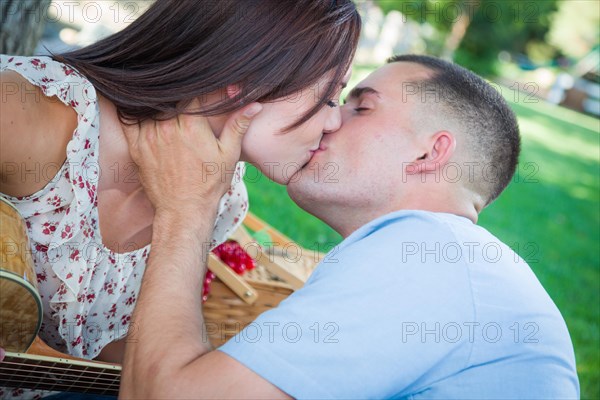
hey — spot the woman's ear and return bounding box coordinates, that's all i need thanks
[404,131,456,175]
[226,84,242,100]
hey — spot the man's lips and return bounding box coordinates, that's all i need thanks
[308,144,327,162]
[310,143,327,154]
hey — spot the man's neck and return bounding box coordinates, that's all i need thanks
[321,193,480,239]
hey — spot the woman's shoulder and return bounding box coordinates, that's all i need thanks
[0,57,79,197]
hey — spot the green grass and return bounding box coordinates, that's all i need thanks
[243,71,600,398]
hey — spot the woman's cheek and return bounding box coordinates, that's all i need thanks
[240,119,266,162]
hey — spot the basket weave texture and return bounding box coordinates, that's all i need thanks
[203,246,321,347]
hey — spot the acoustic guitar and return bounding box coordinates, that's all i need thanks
[0,196,120,396]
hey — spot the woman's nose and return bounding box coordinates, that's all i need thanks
[323,105,342,133]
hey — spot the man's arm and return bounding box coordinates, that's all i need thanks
[119,104,291,399]
[122,210,289,398]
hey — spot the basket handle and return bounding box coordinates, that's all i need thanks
[242,213,295,247]
[232,222,306,291]
[208,254,259,305]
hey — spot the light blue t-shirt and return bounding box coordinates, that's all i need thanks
[219,210,579,399]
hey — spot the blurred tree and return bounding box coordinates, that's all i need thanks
[375,0,559,75]
[376,0,478,59]
[547,0,599,59]
[455,0,558,75]
[1,0,51,55]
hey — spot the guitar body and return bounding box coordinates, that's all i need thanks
[0,197,42,353]
[0,197,121,396]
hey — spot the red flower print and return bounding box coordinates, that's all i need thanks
[70,249,80,261]
[125,294,136,306]
[71,336,82,347]
[35,243,48,252]
[104,303,117,319]
[103,280,116,295]
[47,195,63,207]
[36,271,47,283]
[30,58,47,70]
[41,221,58,235]
[61,224,74,239]
[62,65,76,76]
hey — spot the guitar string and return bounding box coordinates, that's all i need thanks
[0,366,120,385]
[0,359,121,378]
[0,377,119,395]
[0,363,121,392]
[0,379,119,395]
[0,362,121,380]
[0,366,120,384]
[0,370,120,393]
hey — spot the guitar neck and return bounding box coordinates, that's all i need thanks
[0,352,121,396]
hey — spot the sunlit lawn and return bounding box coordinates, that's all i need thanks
[244,68,600,398]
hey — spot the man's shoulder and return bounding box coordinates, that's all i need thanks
[315,211,480,292]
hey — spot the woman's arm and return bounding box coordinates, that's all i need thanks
[0,70,77,197]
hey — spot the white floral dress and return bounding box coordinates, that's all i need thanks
[0,55,248,399]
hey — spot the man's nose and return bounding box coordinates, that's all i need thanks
[340,103,352,123]
[323,104,342,133]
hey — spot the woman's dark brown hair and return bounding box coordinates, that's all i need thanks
[53,0,361,129]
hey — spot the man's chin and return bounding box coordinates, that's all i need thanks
[287,173,321,209]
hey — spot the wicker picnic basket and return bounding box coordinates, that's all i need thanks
[203,212,323,346]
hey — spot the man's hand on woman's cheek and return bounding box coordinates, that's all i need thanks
[122,103,262,222]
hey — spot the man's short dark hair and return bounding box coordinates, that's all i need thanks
[388,54,520,206]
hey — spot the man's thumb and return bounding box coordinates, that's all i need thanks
[0,347,5,362]
[221,103,262,150]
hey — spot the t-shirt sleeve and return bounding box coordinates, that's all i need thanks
[218,214,475,399]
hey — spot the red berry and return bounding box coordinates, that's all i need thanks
[211,240,256,277]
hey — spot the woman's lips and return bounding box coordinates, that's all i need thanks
[308,144,327,160]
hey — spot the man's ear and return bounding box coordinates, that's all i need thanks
[226,84,242,100]
[405,131,456,175]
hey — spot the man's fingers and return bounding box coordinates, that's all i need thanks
[121,120,142,148]
[220,103,262,154]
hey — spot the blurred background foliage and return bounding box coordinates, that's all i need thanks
[374,0,598,76]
